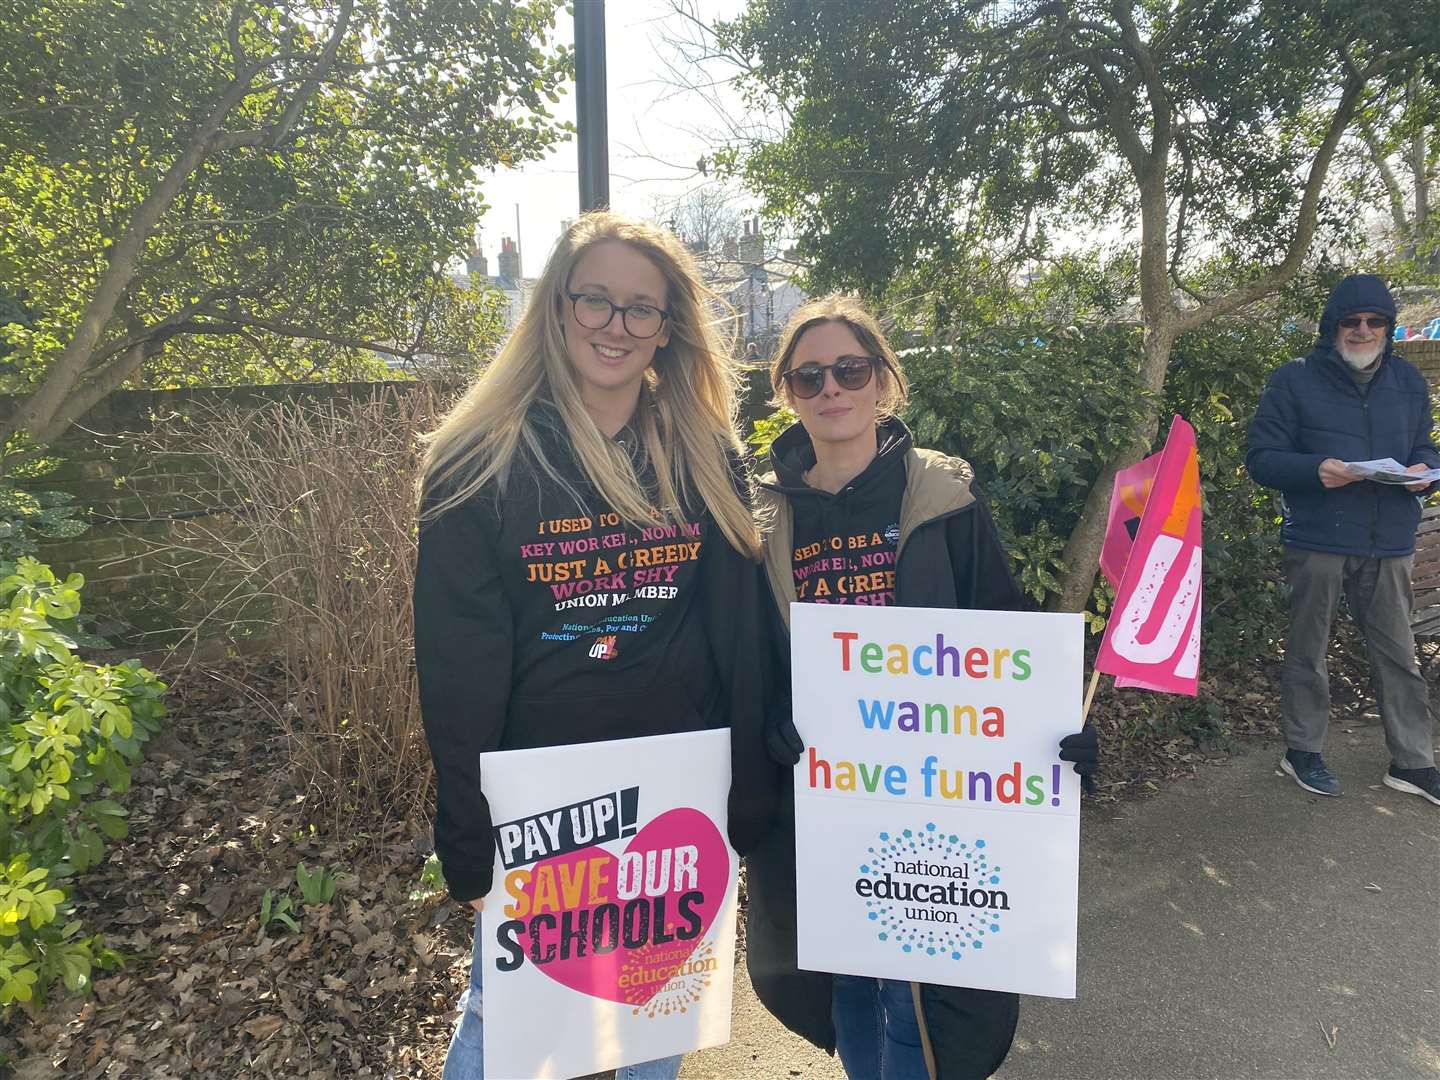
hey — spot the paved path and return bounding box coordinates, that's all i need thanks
[685,724,1440,1079]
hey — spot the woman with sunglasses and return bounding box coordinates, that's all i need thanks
[414,212,778,1079]
[745,295,1097,1080]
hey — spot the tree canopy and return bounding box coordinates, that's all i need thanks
[722,0,1434,295]
[0,0,572,443]
[717,0,1439,607]
[1339,64,1439,273]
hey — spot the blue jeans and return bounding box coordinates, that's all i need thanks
[443,914,685,1080]
[831,975,929,1080]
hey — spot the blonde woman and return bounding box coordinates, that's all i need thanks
[414,212,779,1079]
[746,296,1098,1079]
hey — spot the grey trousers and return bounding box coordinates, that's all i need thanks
[1281,547,1436,770]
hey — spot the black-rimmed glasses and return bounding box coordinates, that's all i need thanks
[567,292,671,339]
[782,355,880,399]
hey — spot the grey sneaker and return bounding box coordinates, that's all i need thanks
[1383,765,1440,807]
[1280,749,1341,796]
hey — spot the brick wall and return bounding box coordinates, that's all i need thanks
[2,382,418,645]
[1397,337,1440,390]
[5,374,776,647]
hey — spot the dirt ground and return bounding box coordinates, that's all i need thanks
[2,652,1427,1079]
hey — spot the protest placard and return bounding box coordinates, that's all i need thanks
[479,729,738,1079]
[791,603,1083,999]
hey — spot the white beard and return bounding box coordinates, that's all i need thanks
[1338,341,1384,370]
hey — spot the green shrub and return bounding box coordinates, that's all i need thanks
[0,558,166,1007]
[900,325,1153,604]
[748,321,1308,664]
[1161,324,1311,663]
[0,435,89,568]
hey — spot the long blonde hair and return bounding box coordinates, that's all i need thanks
[420,211,760,559]
[770,294,909,416]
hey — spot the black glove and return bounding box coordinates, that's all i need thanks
[1058,725,1099,795]
[765,699,805,766]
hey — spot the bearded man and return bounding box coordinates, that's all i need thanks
[1247,274,1440,805]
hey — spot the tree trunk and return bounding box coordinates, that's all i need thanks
[1050,158,1178,612]
[0,72,262,448]
[1410,71,1429,241]
[1050,325,1178,611]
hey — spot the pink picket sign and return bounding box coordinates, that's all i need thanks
[1095,415,1202,696]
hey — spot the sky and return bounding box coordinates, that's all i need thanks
[471,0,756,278]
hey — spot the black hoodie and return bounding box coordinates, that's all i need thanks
[768,417,910,606]
[413,406,778,902]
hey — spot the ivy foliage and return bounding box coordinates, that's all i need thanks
[0,436,89,568]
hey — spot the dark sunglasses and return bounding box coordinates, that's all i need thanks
[1339,315,1389,330]
[782,355,880,399]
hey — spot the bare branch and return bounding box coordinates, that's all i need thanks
[89,286,239,367]
[1011,97,1104,134]
[1175,65,1372,334]
[1169,125,1194,277]
[227,2,248,71]
[195,312,417,359]
[1111,0,1170,175]
[1358,110,1410,232]
[1077,47,1148,173]
[1170,265,1215,306]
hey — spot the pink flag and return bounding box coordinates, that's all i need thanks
[1095,416,1202,696]
[1099,453,1160,591]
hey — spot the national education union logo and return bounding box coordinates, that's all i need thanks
[855,823,1007,960]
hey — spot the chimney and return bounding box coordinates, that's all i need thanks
[737,216,763,267]
[722,234,739,261]
[496,236,521,280]
[464,232,488,278]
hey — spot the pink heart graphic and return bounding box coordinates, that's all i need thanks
[517,807,729,1006]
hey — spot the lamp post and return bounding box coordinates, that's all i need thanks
[575,1,609,211]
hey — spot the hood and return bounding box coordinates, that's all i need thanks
[764,414,913,495]
[1316,274,1396,363]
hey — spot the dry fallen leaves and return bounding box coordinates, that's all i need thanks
[0,660,470,1079]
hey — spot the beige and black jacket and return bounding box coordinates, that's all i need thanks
[745,417,1024,1080]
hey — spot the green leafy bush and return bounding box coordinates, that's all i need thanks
[901,325,1153,603]
[0,434,89,569]
[0,558,166,1007]
[748,321,1308,664]
[1161,324,1312,663]
[746,406,798,458]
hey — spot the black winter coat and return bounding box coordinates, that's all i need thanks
[1246,274,1439,557]
[413,409,781,902]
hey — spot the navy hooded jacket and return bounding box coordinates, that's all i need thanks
[1246,274,1438,557]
